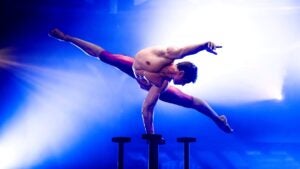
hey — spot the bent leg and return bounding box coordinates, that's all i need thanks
[49,28,135,78]
[159,86,233,133]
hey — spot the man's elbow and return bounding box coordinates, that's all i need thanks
[142,104,155,114]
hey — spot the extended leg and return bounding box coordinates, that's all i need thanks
[49,28,135,78]
[160,86,233,133]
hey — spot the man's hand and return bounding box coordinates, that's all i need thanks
[205,41,222,55]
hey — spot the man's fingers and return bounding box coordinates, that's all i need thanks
[209,43,222,50]
[208,50,218,55]
[207,42,212,49]
[206,42,221,55]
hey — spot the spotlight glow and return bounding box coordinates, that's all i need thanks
[0,55,124,168]
[143,0,299,104]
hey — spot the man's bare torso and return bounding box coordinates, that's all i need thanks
[132,46,177,88]
[133,46,174,72]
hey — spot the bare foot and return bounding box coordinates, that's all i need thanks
[215,115,233,133]
[48,28,67,41]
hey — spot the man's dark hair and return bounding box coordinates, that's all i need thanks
[176,61,198,83]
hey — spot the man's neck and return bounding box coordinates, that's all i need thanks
[160,64,178,79]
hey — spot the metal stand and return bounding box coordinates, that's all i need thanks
[112,137,131,169]
[142,134,165,169]
[177,137,196,169]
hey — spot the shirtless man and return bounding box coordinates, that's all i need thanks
[49,28,233,134]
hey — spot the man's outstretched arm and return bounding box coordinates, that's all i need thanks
[166,41,222,59]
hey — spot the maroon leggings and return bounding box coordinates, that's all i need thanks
[99,51,194,108]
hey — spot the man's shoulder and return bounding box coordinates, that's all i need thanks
[137,45,167,54]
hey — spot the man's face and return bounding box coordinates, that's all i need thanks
[173,71,189,86]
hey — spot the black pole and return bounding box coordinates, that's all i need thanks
[112,137,131,169]
[142,134,165,169]
[177,137,196,169]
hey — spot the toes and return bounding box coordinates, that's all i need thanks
[218,115,233,133]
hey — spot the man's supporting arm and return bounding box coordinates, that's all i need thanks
[142,81,169,134]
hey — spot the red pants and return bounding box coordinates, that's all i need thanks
[99,51,194,108]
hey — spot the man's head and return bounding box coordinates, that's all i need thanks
[173,61,198,85]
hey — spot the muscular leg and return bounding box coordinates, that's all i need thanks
[160,86,233,133]
[49,28,135,78]
[49,28,232,133]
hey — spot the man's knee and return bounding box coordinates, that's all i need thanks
[97,51,110,61]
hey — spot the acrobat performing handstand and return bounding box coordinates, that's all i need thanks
[49,28,233,134]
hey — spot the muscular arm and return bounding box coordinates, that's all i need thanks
[165,41,221,59]
[142,80,169,134]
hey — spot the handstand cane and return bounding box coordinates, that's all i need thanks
[177,137,196,169]
[112,137,131,169]
[142,134,165,169]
